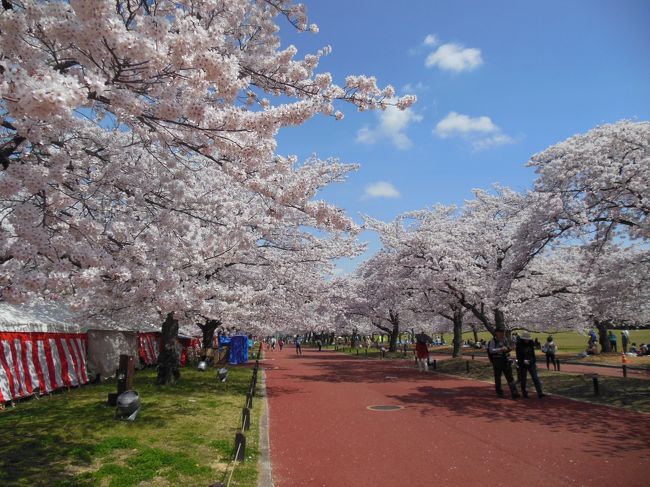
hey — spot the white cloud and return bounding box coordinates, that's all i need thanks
[363,181,401,199]
[435,112,497,138]
[425,43,483,72]
[401,81,428,94]
[470,133,514,151]
[356,126,377,144]
[434,112,514,151]
[356,103,422,150]
[423,34,439,46]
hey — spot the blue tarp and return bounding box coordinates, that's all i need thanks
[218,335,248,364]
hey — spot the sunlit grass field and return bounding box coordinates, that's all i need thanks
[0,366,261,487]
[456,329,650,354]
[364,329,650,356]
[433,358,650,412]
[332,328,650,369]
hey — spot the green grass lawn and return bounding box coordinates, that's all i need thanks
[0,366,261,487]
[454,329,650,354]
[359,329,650,354]
[433,358,650,412]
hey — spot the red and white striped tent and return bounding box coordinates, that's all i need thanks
[0,302,164,403]
[138,332,162,366]
[0,302,89,403]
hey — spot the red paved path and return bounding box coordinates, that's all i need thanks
[265,348,650,487]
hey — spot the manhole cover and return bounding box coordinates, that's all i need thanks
[367,405,404,411]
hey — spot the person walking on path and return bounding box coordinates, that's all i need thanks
[278,338,284,351]
[487,328,520,399]
[515,332,545,399]
[415,339,429,372]
[271,337,277,351]
[542,336,558,371]
[316,338,322,351]
[622,330,629,354]
[295,335,302,355]
[609,331,618,353]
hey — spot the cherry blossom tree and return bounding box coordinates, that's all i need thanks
[0,0,414,382]
[363,208,472,356]
[529,120,650,344]
[341,252,416,352]
[573,244,650,351]
[359,122,650,351]
[363,188,582,348]
[0,0,413,301]
[530,120,650,243]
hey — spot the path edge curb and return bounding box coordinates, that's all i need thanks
[257,368,274,487]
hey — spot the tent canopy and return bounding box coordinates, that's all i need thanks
[0,301,82,334]
[0,301,160,334]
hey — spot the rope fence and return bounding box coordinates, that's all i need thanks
[216,342,262,487]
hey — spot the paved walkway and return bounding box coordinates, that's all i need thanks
[264,348,650,487]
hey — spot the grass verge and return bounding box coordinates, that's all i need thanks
[329,343,650,368]
[0,366,261,487]
[434,358,650,413]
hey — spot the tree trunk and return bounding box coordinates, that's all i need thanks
[452,308,464,358]
[156,312,181,385]
[595,320,610,353]
[388,310,400,352]
[471,324,479,344]
[198,318,220,353]
[494,308,505,331]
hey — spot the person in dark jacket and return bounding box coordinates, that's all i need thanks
[487,328,520,399]
[515,332,545,399]
[542,335,558,371]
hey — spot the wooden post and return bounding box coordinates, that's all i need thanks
[592,376,600,396]
[242,407,251,431]
[234,431,246,461]
[108,354,134,406]
[622,365,627,378]
[117,355,135,395]
[466,361,470,373]
[246,392,253,409]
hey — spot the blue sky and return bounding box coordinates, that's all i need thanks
[274,0,650,272]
